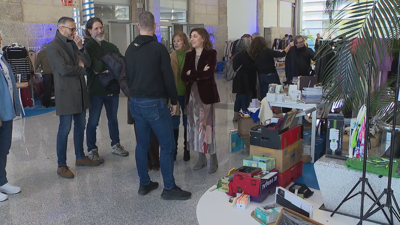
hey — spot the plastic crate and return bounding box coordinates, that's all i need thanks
[278,161,303,188]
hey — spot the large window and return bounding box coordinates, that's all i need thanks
[94,4,130,21]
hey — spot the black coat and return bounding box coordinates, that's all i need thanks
[232,51,257,98]
[285,46,316,84]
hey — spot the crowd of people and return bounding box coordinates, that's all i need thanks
[0,11,316,203]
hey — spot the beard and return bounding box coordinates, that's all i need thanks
[94,34,105,42]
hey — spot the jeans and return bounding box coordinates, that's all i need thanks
[0,120,12,186]
[86,94,120,151]
[234,94,251,112]
[56,110,86,167]
[130,97,175,190]
[172,95,187,130]
[42,74,53,107]
[259,72,281,100]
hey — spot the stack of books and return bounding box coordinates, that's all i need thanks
[301,87,323,103]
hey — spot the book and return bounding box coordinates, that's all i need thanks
[230,129,244,152]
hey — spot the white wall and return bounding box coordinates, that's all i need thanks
[263,0,277,27]
[227,0,258,40]
[279,1,292,27]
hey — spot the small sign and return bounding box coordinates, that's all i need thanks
[61,0,74,6]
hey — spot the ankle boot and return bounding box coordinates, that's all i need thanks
[208,154,218,174]
[173,129,179,161]
[193,152,207,170]
[233,112,239,122]
[183,129,190,161]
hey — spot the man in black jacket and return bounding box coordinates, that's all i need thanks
[125,11,191,200]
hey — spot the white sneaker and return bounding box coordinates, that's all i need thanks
[87,148,105,163]
[0,192,8,202]
[111,143,129,157]
[0,183,21,195]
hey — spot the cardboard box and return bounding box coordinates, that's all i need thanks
[278,161,303,188]
[238,117,259,138]
[326,113,344,157]
[259,125,302,150]
[276,208,323,225]
[250,140,303,173]
[243,155,275,171]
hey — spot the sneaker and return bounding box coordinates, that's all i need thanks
[75,156,101,167]
[112,143,129,157]
[161,185,191,200]
[0,192,8,202]
[87,149,104,164]
[0,183,21,195]
[138,181,159,195]
[57,166,74,179]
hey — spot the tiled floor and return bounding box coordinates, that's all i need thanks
[0,75,251,225]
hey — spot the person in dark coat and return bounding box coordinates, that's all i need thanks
[232,37,257,122]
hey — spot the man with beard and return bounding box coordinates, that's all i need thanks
[285,35,316,84]
[47,17,100,179]
[84,17,129,162]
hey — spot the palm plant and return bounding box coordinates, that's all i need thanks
[320,0,400,120]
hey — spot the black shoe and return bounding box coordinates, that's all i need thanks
[183,150,190,162]
[138,181,159,195]
[161,185,191,200]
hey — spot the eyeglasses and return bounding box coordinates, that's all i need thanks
[62,26,76,32]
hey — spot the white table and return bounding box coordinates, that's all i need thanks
[197,185,380,225]
[269,101,321,163]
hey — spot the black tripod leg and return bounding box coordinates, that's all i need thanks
[331,180,361,217]
[392,194,400,214]
[390,206,400,222]
[362,191,387,222]
[365,188,390,222]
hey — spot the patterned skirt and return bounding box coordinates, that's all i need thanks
[187,82,216,154]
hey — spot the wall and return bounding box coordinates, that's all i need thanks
[264,0,277,28]
[279,1,292,27]
[0,0,77,49]
[227,0,257,40]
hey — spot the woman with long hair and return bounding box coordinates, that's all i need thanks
[170,32,191,161]
[250,37,286,100]
[181,28,220,173]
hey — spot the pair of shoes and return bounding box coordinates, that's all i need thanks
[233,112,239,122]
[87,148,105,164]
[57,166,74,179]
[193,152,207,170]
[0,183,21,195]
[75,156,101,167]
[0,192,7,202]
[161,185,191,200]
[138,181,159,195]
[112,143,129,157]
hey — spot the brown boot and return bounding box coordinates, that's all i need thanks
[57,166,74,179]
[75,156,101,167]
[233,112,239,122]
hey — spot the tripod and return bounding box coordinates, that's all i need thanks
[360,43,400,225]
[330,1,391,224]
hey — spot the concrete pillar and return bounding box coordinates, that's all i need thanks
[257,0,264,37]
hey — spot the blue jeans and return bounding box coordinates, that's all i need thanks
[0,120,13,186]
[56,111,86,167]
[130,97,175,190]
[259,73,280,100]
[86,94,120,151]
[234,94,251,112]
[172,95,187,130]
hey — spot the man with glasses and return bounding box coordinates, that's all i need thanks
[285,35,316,84]
[47,17,101,179]
[83,17,128,163]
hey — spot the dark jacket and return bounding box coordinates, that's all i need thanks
[285,46,316,84]
[232,50,257,98]
[98,52,125,94]
[85,38,123,96]
[181,49,220,105]
[125,35,177,105]
[46,30,91,116]
[255,48,286,75]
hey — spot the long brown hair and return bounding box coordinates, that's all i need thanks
[249,37,267,60]
[172,32,191,51]
[190,28,213,50]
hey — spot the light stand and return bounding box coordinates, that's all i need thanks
[330,1,391,224]
[361,41,400,224]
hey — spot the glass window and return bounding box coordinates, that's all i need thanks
[94,4,130,21]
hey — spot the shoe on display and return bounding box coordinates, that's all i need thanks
[57,166,74,179]
[138,181,159,195]
[87,148,104,164]
[111,143,129,157]
[161,185,191,200]
[0,183,21,195]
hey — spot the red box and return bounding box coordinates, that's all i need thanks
[278,161,303,188]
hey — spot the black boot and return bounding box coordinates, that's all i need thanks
[173,129,179,161]
[183,129,190,161]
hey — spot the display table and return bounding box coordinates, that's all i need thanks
[269,101,322,162]
[315,155,400,224]
[197,185,379,225]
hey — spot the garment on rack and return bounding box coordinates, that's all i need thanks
[2,45,33,82]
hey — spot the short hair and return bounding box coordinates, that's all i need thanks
[85,17,103,37]
[237,37,251,52]
[139,11,155,32]
[284,34,289,37]
[172,32,190,51]
[241,34,251,39]
[190,28,213,50]
[252,32,260,39]
[294,35,304,44]
[57,17,75,27]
